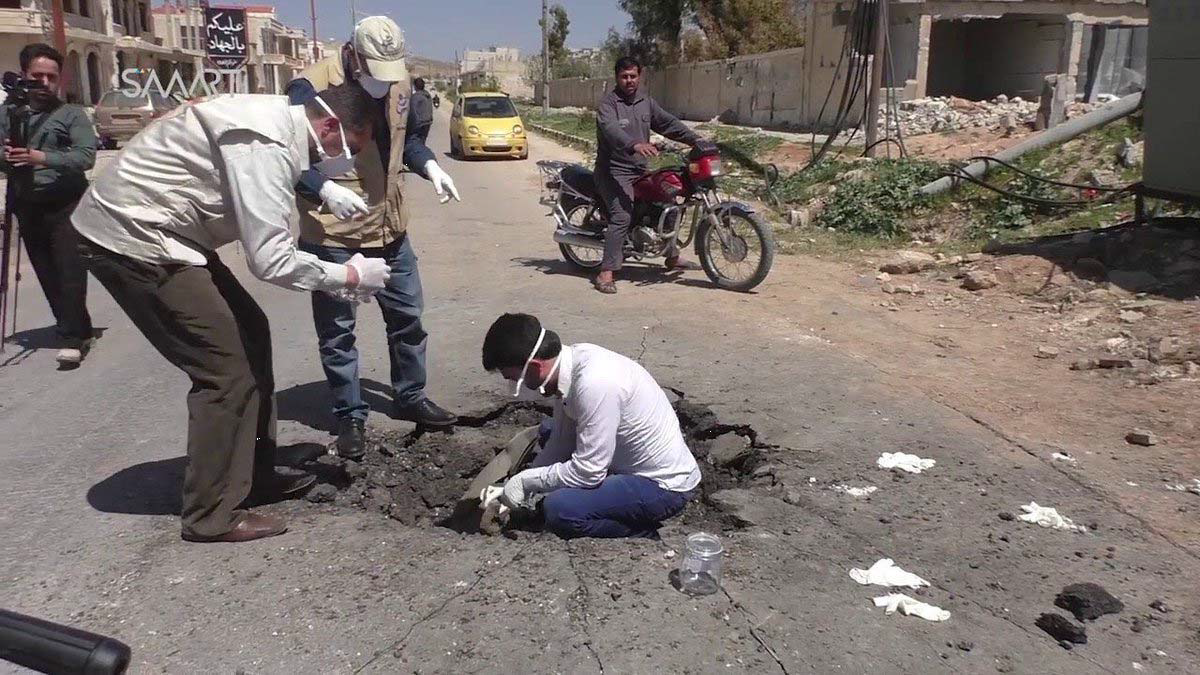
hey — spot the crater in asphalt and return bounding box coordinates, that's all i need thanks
[296,394,773,535]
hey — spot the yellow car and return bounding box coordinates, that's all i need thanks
[449,91,528,160]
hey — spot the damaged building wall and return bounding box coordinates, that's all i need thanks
[927,15,1070,100]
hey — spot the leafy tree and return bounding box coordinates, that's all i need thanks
[607,0,802,65]
[690,0,804,59]
[538,4,571,70]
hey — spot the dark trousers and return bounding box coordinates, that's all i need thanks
[79,240,277,538]
[595,170,679,272]
[596,171,636,272]
[16,198,93,341]
[542,474,694,539]
[299,235,427,421]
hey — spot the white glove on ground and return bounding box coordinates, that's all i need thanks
[424,160,461,203]
[346,253,391,293]
[319,181,370,221]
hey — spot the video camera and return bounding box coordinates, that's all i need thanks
[1,71,47,110]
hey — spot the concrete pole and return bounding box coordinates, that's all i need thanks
[541,0,549,114]
[50,0,69,90]
[310,0,319,60]
[864,0,887,157]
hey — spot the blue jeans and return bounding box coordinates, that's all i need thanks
[300,236,427,421]
[542,474,694,539]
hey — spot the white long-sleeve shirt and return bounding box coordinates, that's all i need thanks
[527,344,702,493]
[72,94,347,292]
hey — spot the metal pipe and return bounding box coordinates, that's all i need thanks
[920,92,1143,196]
[552,231,604,250]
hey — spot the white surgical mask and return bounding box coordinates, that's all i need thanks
[511,327,561,398]
[304,95,356,177]
[358,74,392,99]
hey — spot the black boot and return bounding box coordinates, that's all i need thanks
[394,399,458,427]
[336,417,367,461]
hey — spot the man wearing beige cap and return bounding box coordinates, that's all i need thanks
[287,16,460,461]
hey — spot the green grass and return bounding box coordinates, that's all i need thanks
[516,104,596,140]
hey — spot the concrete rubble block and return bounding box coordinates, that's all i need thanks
[1036,612,1087,645]
[708,433,754,469]
[1054,583,1124,621]
[1148,336,1200,365]
[1097,357,1134,369]
[879,250,937,274]
[1125,429,1158,446]
[1119,310,1144,324]
[962,271,999,291]
[1036,346,1060,359]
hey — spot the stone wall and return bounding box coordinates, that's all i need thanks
[538,47,811,129]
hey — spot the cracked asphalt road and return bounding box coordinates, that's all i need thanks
[1,108,1197,674]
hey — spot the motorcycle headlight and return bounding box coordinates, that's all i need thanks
[468,125,481,136]
[513,124,523,135]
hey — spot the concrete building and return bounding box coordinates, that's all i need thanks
[460,45,529,97]
[152,3,311,95]
[0,0,198,105]
[855,0,1148,103]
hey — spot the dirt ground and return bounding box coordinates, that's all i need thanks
[2,110,1198,674]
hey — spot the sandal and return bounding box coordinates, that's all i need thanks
[592,277,617,294]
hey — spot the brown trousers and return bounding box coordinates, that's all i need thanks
[78,239,277,538]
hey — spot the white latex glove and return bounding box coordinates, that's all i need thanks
[346,253,391,293]
[499,474,528,511]
[423,160,460,203]
[319,181,370,221]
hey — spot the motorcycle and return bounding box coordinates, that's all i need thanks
[537,142,775,292]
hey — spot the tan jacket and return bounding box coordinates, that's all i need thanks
[295,55,411,249]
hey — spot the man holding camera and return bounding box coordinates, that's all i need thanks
[0,43,97,365]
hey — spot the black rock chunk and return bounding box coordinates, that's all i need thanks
[1036,612,1087,645]
[1055,582,1124,621]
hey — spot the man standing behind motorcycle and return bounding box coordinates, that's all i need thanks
[593,56,704,295]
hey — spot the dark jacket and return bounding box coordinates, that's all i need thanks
[409,90,433,128]
[0,101,97,203]
[595,86,699,175]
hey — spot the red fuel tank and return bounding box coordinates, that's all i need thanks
[633,169,685,203]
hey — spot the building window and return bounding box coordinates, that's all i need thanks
[139,2,149,35]
[178,25,191,50]
[80,0,91,18]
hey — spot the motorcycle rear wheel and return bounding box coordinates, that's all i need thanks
[695,206,775,292]
[558,204,604,271]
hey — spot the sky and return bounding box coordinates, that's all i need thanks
[225,1,631,63]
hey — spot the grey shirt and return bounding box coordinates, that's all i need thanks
[595,87,699,176]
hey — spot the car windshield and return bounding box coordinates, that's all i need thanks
[99,92,172,108]
[464,97,517,118]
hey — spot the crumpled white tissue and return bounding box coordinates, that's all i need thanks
[480,485,510,517]
[1018,502,1086,532]
[877,452,936,474]
[873,593,951,622]
[833,484,878,497]
[1166,479,1200,496]
[849,558,930,589]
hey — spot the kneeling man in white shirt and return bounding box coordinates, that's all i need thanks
[482,313,701,539]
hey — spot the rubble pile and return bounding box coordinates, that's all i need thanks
[297,396,771,534]
[879,95,1105,136]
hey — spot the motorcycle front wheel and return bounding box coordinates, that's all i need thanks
[558,204,605,272]
[695,205,775,292]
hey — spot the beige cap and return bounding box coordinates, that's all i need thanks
[353,16,407,82]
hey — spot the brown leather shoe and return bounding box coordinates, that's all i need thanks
[181,512,288,543]
[245,466,317,506]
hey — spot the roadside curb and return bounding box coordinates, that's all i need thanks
[526,123,595,153]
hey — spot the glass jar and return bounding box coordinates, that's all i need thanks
[678,532,723,596]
